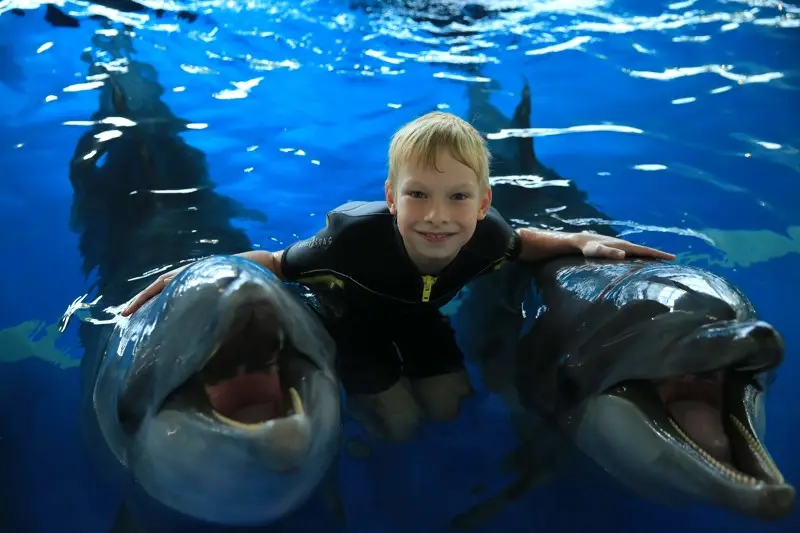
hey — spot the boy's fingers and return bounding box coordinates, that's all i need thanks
[584,243,625,258]
[121,293,146,317]
[121,277,170,317]
[624,243,675,260]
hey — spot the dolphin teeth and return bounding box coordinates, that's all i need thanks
[729,415,784,484]
[665,408,784,486]
[289,387,304,416]
[667,415,758,485]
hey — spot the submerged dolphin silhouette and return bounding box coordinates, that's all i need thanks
[65,25,341,530]
[452,79,794,522]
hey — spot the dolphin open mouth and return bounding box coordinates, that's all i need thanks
[654,370,783,484]
[197,300,308,427]
[609,364,786,489]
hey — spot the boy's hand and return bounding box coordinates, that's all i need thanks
[573,233,676,261]
[120,267,186,317]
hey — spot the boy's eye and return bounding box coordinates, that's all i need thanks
[451,193,469,200]
[408,191,426,199]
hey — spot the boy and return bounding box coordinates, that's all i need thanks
[121,111,674,441]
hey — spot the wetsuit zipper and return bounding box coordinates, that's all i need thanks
[421,275,437,302]
[300,255,504,307]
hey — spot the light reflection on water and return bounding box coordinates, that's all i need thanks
[4,0,795,257]
[0,1,799,533]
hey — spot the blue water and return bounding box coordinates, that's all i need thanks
[1,0,798,532]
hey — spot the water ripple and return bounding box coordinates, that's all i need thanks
[624,64,784,84]
[488,124,645,139]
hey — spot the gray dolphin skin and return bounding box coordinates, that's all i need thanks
[515,257,791,519]
[454,80,794,522]
[65,23,341,530]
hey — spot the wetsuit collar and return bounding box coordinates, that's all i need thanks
[392,215,419,271]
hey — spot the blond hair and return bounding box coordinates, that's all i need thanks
[387,111,491,191]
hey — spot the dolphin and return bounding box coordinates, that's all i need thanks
[452,79,794,522]
[65,23,341,531]
[524,257,790,519]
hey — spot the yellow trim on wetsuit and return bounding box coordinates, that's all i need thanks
[421,275,436,302]
[297,274,345,289]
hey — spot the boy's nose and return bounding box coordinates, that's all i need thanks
[424,201,449,223]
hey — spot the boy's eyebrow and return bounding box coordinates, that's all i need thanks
[403,178,477,190]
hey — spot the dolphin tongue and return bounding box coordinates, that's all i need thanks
[204,369,284,423]
[667,401,732,464]
[656,373,732,464]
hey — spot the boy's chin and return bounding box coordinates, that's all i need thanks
[415,245,460,262]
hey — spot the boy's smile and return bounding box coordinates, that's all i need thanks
[418,231,457,243]
[386,151,492,274]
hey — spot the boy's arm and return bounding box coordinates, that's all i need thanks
[478,207,673,263]
[514,228,586,261]
[514,227,675,261]
[120,217,340,317]
[119,249,285,317]
[278,214,342,282]
[239,207,347,281]
[236,249,286,279]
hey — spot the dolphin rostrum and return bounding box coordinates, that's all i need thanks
[64,23,341,530]
[453,78,794,522]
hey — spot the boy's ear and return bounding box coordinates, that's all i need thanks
[385,180,397,214]
[477,187,492,219]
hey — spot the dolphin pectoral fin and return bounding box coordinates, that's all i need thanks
[449,468,540,531]
[109,503,144,533]
[321,465,347,526]
[449,437,560,529]
[450,410,568,531]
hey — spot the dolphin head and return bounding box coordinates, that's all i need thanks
[551,267,794,520]
[94,255,341,525]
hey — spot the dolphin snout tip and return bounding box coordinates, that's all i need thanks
[735,320,784,372]
[258,414,314,472]
[742,320,782,344]
[753,483,796,521]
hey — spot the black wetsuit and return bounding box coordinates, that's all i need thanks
[280,200,522,394]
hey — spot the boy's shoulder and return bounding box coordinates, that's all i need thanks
[475,206,515,236]
[281,201,393,277]
[467,205,521,260]
[329,200,390,219]
[325,200,392,231]
[482,206,508,224]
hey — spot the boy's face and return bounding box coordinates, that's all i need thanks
[385,151,492,273]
